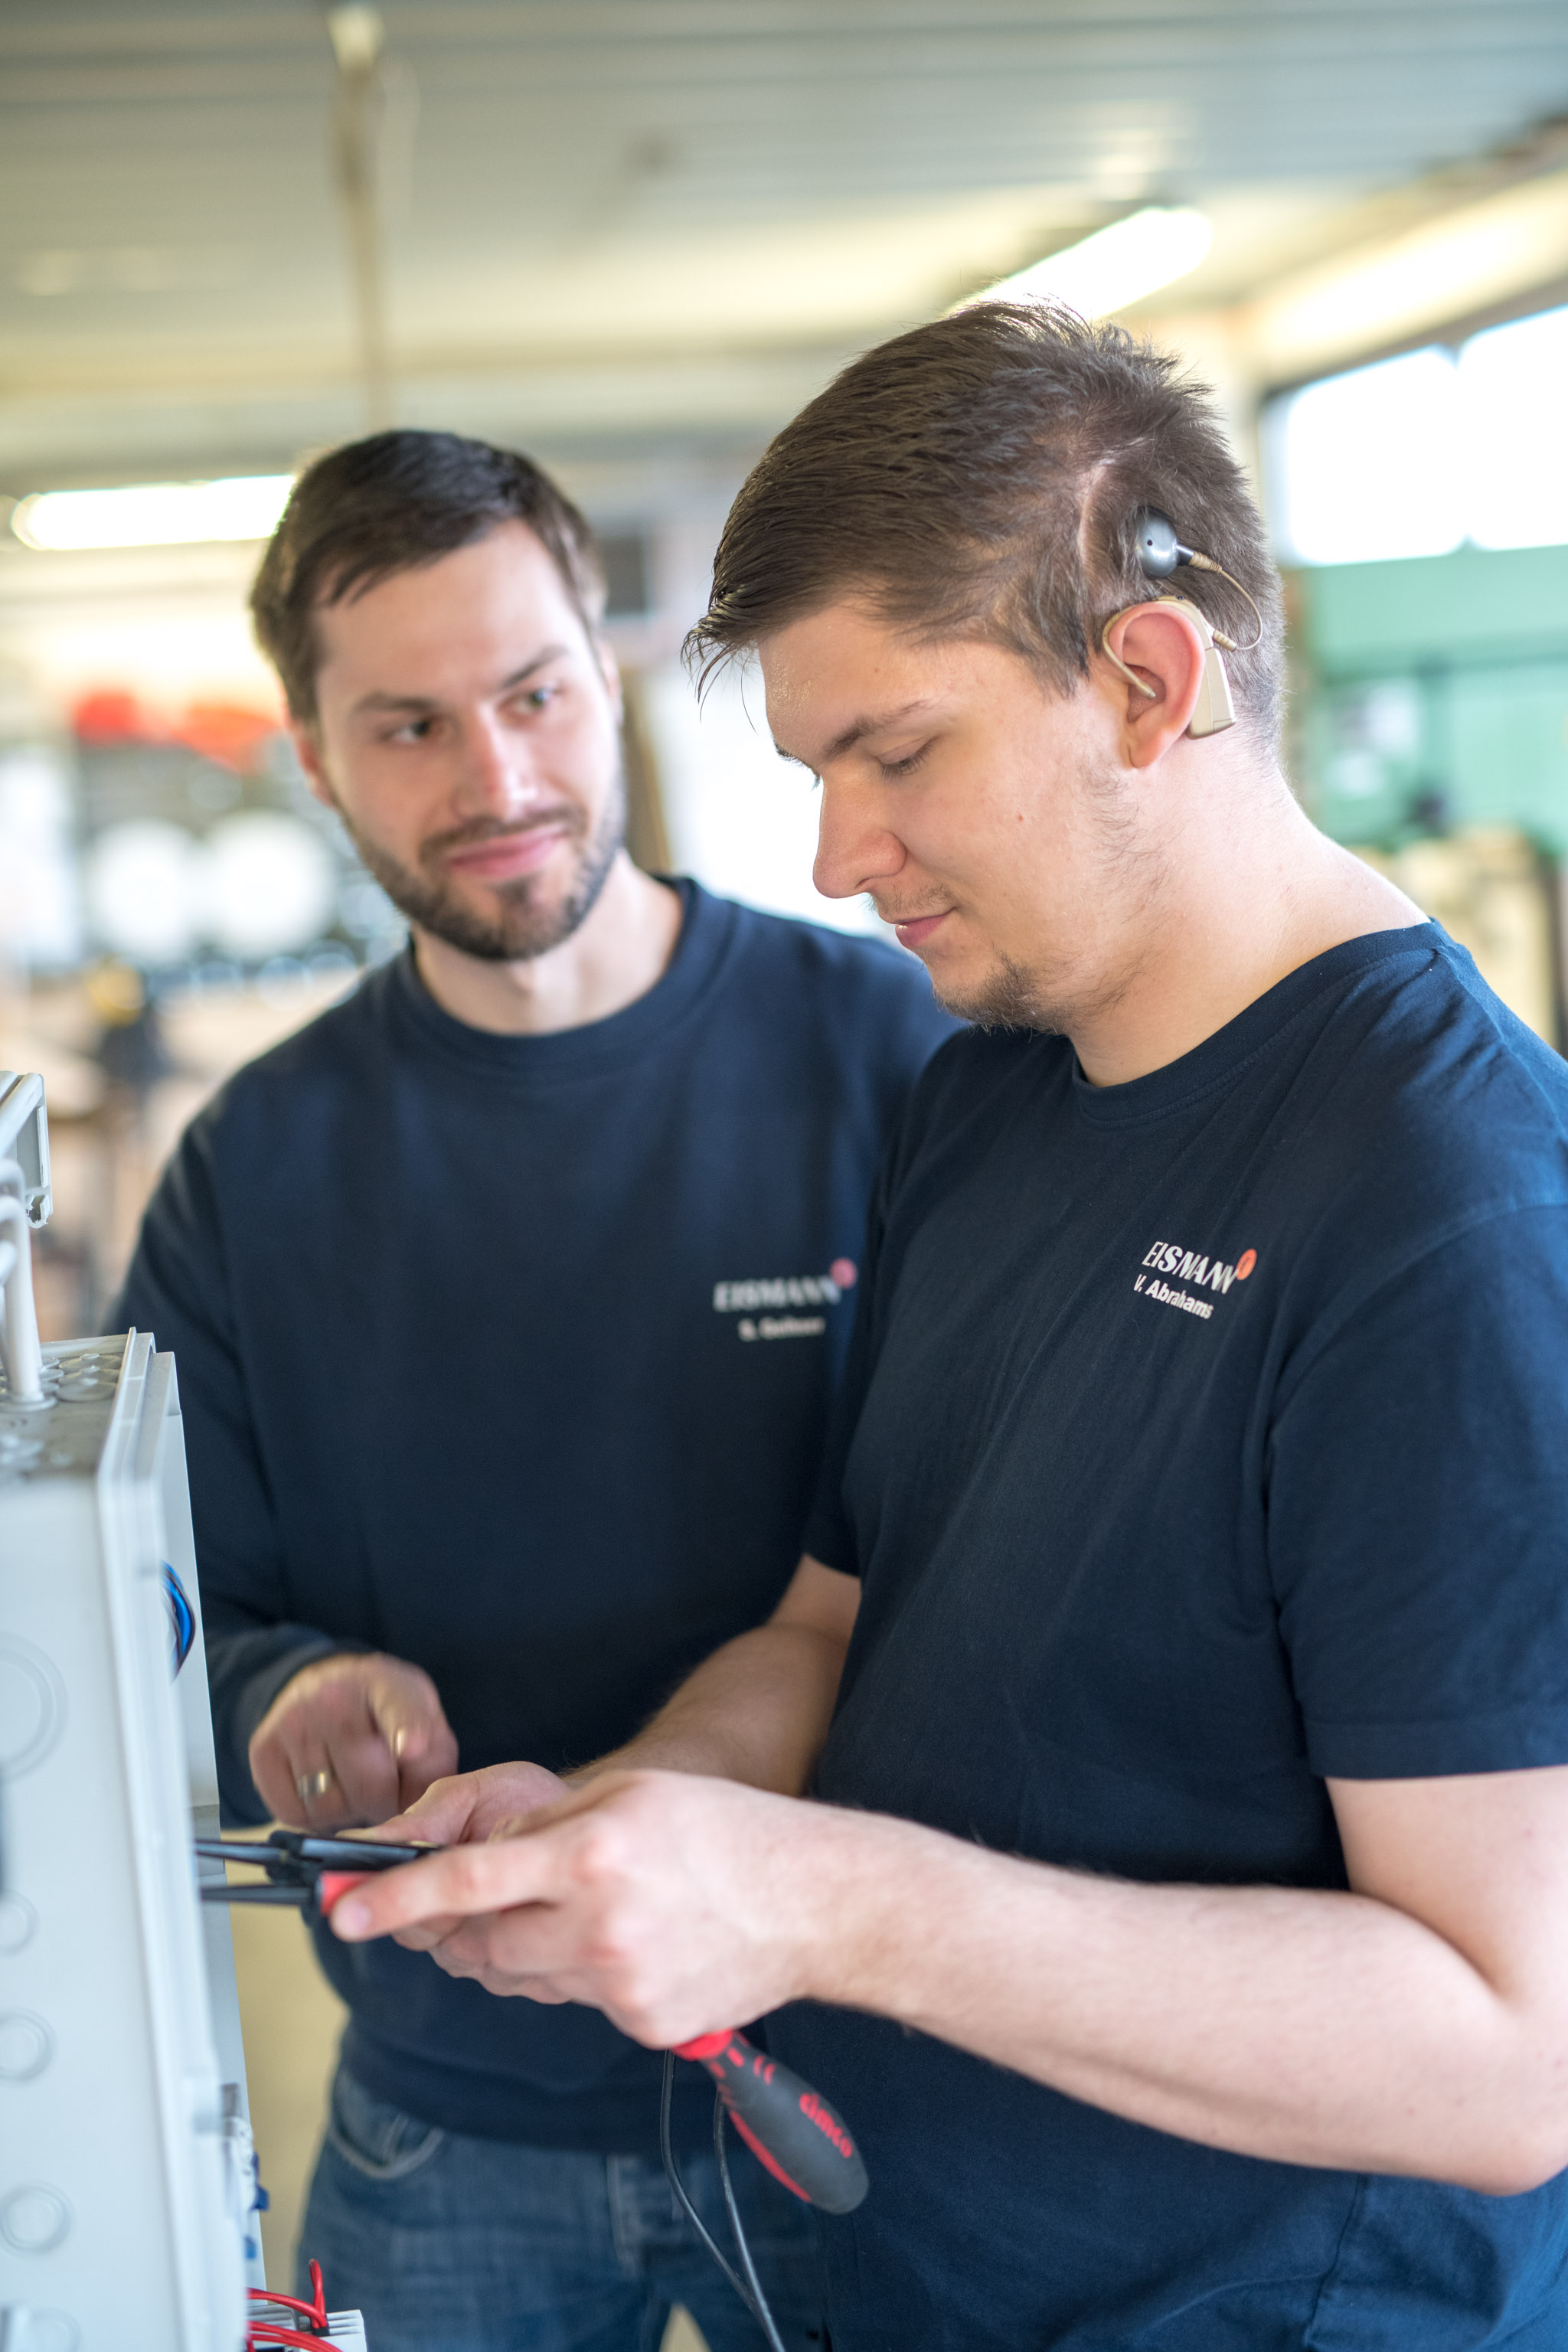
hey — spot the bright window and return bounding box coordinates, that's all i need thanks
[1266,349,1463,567]
[1264,303,1568,565]
[1459,304,1568,551]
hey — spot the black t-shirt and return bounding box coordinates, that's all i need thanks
[116,880,953,2151]
[780,923,1568,2350]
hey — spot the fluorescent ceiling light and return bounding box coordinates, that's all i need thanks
[975,207,1213,318]
[1268,348,1464,567]
[11,474,294,552]
[326,5,385,71]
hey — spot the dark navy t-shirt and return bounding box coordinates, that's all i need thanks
[116,880,953,2151]
[782,923,1568,2350]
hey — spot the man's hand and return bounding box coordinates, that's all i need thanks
[249,1651,459,1829]
[332,1768,832,2047]
[330,1755,1568,2194]
[354,1759,575,1953]
[376,1758,574,1847]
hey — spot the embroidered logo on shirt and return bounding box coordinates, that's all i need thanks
[1134,1240,1256,1323]
[712,1265,858,1344]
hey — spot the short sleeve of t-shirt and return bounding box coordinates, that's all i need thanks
[1270,1202,1568,1779]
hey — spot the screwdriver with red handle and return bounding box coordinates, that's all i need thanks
[672,2030,868,2213]
[198,1834,871,2215]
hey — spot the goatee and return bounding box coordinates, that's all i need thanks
[341,773,626,962]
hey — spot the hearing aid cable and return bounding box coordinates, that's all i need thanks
[1180,550,1263,652]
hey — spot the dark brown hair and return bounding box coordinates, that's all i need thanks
[688,301,1284,743]
[251,430,604,723]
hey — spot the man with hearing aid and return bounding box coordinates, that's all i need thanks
[339,308,1568,2351]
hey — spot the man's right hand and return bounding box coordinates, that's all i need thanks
[250,1651,459,1830]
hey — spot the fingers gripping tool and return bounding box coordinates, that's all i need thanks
[194,1837,870,2215]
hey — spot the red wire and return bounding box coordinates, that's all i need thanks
[249,2292,325,2326]
[248,2257,329,2345]
[247,2327,325,2351]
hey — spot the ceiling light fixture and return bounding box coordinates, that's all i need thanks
[10,475,296,553]
[970,206,1214,319]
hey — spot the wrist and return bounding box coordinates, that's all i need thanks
[775,1803,931,2014]
[783,1808,1044,2031]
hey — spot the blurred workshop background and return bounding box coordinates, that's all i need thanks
[4,0,1568,2314]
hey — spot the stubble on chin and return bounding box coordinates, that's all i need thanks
[341,775,626,964]
[931,935,1144,1040]
[934,950,1054,1033]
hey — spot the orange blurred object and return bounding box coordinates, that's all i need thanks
[72,687,162,743]
[176,701,283,772]
[70,688,283,772]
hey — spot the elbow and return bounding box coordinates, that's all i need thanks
[1449,2121,1568,2200]
[1471,2148,1568,2200]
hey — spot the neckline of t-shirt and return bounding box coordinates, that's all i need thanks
[1070,922,1443,1129]
[385,876,733,1083]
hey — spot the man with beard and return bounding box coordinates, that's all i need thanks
[114,430,952,2351]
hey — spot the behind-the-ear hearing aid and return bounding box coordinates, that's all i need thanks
[1099,508,1263,740]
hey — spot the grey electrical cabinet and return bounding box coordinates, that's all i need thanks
[0,1327,257,2350]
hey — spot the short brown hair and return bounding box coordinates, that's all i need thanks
[688,301,1284,743]
[252,430,604,723]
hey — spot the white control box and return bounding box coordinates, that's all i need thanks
[0,1331,253,2351]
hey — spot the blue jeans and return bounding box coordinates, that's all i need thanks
[297,2065,826,2352]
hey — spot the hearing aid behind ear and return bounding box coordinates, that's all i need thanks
[1098,507,1260,739]
[1100,597,1236,738]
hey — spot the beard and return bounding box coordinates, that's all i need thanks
[341,769,626,963]
[934,950,1057,1032]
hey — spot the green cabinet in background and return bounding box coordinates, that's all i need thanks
[1291,544,1568,853]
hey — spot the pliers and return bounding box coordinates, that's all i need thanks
[195,1830,433,1919]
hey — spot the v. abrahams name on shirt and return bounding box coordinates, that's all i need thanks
[1135,1240,1258,1321]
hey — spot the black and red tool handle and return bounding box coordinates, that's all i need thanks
[675,2030,869,2214]
[204,1838,868,2215]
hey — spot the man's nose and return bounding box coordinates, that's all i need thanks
[451,712,533,821]
[813,775,905,902]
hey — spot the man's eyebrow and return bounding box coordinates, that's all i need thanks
[775,698,936,770]
[349,645,573,717]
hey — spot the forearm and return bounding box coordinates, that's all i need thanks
[798,1811,1554,2194]
[586,1619,844,1795]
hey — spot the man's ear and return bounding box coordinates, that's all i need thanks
[289,720,336,812]
[1097,602,1212,768]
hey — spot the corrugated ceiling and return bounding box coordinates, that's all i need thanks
[2,2,1566,490]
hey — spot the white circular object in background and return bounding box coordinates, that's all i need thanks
[83,820,201,964]
[0,1637,65,1775]
[197,812,337,959]
[0,1892,38,1955]
[24,2316,80,2352]
[0,2183,72,2252]
[0,2011,54,2082]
